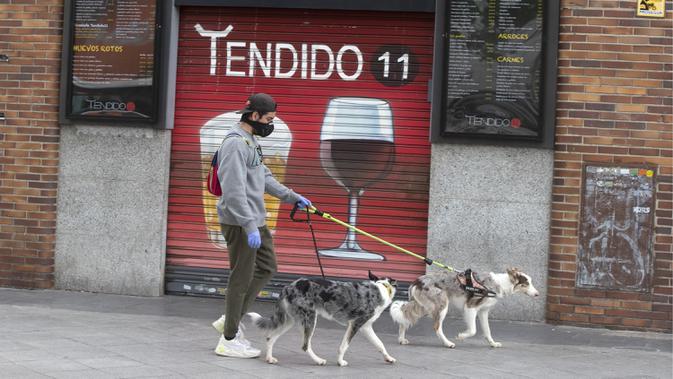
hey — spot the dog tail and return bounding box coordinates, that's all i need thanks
[390,300,412,327]
[246,300,288,331]
[391,294,426,328]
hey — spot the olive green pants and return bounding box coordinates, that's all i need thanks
[221,224,277,339]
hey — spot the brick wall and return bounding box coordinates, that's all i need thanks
[548,0,672,332]
[0,0,63,288]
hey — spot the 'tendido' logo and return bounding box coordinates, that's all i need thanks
[85,99,135,111]
[465,114,521,128]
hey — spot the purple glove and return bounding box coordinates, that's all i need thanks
[247,230,261,249]
[297,195,312,209]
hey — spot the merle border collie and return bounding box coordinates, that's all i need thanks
[248,271,397,366]
[391,268,539,348]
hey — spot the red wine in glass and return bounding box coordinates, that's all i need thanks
[320,139,395,192]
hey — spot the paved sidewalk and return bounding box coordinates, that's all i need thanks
[0,288,670,379]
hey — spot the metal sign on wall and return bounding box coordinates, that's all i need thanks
[577,165,656,291]
[430,0,559,147]
[636,0,666,18]
[62,0,162,122]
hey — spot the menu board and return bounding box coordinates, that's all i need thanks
[66,0,160,121]
[442,0,543,139]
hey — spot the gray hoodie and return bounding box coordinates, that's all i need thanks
[216,124,300,234]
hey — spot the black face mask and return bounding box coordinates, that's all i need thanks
[247,117,274,137]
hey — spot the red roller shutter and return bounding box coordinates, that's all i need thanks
[167,6,434,295]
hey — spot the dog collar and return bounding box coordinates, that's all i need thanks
[381,282,394,297]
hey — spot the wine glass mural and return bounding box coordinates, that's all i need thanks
[319,97,395,260]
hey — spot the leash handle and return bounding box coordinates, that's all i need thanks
[290,202,301,221]
[291,203,322,221]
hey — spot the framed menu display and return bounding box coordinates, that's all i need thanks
[430,0,559,147]
[62,0,163,123]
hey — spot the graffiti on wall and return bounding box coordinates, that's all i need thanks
[577,166,655,290]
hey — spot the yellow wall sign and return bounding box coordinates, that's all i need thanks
[637,0,666,17]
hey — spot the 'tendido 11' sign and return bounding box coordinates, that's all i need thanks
[193,24,418,87]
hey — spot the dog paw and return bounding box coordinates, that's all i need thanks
[338,359,348,367]
[444,341,456,348]
[266,356,278,364]
[385,355,396,364]
[398,338,410,345]
[456,333,467,341]
[489,341,502,348]
[315,358,327,366]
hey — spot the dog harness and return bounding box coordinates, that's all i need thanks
[457,269,496,297]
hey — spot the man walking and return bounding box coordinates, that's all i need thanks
[211,93,311,358]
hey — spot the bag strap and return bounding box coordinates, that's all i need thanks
[223,133,252,147]
[213,133,253,166]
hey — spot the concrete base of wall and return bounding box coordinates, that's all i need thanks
[55,125,171,297]
[427,144,553,321]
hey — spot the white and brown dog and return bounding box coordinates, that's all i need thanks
[390,268,539,348]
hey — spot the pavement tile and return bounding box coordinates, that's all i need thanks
[75,356,145,369]
[19,337,94,352]
[159,361,232,375]
[15,358,91,374]
[245,364,328,379]
[209,355,269,371]
[156,338,216,354]
[0,363,52,379]
[43,369,122,379]
[58,347,124,361]
[72,333,151,347]
[98,364,176,378]
[0,340,33,353]
[107,344,207,366]
[0,349,70,363]
[186,359,261,378]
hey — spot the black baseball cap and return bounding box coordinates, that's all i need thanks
[236,93,277,115]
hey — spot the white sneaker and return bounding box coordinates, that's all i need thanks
[212,315,252,348]
[214,335,260,358]
[212,314,226,334]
